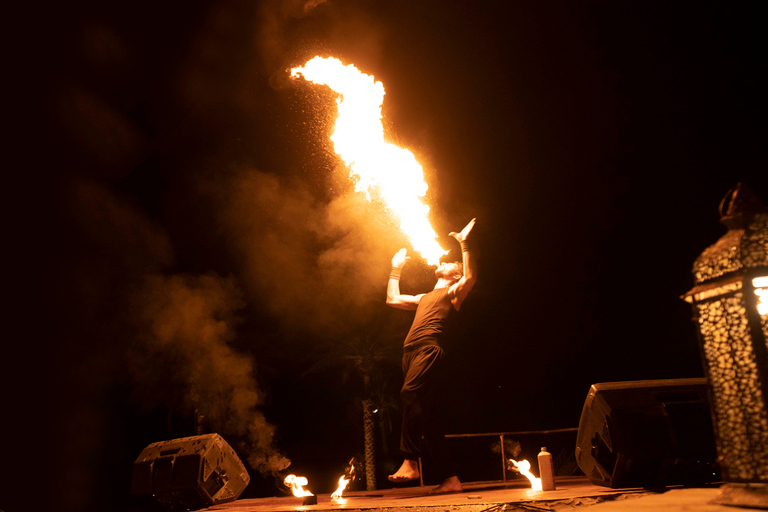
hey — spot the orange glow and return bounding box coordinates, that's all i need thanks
[284,474,313,497]
[330,475,350,501]
[291,56,447,265]
[755,276,768,315]
[509,459,542,491]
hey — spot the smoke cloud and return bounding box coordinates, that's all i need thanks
[211,166,405,336]
[257,0,387,82]
[130,272,291,473]
[41,177,292,511]
[28,1,424,508]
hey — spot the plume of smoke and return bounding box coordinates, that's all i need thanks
[214,167,403,336]
[213,170,325,325]
[55,178,291,481]
[131,272,291,474]
[258,0,386,85]
[491,438,522,459]
[318,185,402,307]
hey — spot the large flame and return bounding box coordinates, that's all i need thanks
[508,459,542,491]
[284,474,313,497]
[291,56,447,265]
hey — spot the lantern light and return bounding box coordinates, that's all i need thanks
[682,183,768,508]
[754,277,768,315]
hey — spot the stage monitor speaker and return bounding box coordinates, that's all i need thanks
[131,433,250,510]
[575,378,719,489]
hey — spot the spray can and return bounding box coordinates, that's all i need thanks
[538,447,556,491]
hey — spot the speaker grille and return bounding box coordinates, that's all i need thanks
[576,378,719,488]
[131,433,250,510]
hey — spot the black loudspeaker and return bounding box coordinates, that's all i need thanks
[575,378,719,488]
[131,433,250,510]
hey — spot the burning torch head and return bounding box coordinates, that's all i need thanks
[435,261,463,281]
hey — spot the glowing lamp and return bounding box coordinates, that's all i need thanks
[682,183,768,508]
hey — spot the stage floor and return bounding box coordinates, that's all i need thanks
[202,476,657,512]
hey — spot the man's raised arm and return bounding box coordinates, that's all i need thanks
[386,248,423,310]
[449,218,477,310]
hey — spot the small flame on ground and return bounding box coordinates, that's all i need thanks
[331,457,357,501]
[754,277,768,315]
[291,56,448,265]
[508,459,542,491]
[284,474,313,497]
[331,475,350,501]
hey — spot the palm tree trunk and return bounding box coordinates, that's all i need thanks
[362,398,376,490]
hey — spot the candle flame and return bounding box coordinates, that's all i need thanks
[508,459,542,491]
[284,474,313,497]
[291,56,448,265]
[754,276,768,315]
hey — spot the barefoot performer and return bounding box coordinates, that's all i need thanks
[385,218,477,494]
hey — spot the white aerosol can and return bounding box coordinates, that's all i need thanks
[538,447,556,491]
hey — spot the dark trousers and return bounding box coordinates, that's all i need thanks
[400,344,456,480]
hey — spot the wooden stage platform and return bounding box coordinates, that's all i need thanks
[201,476,656,512]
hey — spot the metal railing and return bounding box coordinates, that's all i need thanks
[417,428,579,486]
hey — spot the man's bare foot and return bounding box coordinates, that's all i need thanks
[388,459,420,482]
[429,475,462,494]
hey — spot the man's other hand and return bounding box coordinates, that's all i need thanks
[392,248,410,269]
[449,218,476,243]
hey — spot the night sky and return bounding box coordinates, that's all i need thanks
[8,1,768,511]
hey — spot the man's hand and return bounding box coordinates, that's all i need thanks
[387,248,422,310]
[391,248,410,269]
[449,218,476,243]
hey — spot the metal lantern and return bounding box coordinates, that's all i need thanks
[682,183,768,508]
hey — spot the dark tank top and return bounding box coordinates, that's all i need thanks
[403,287,454,351]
